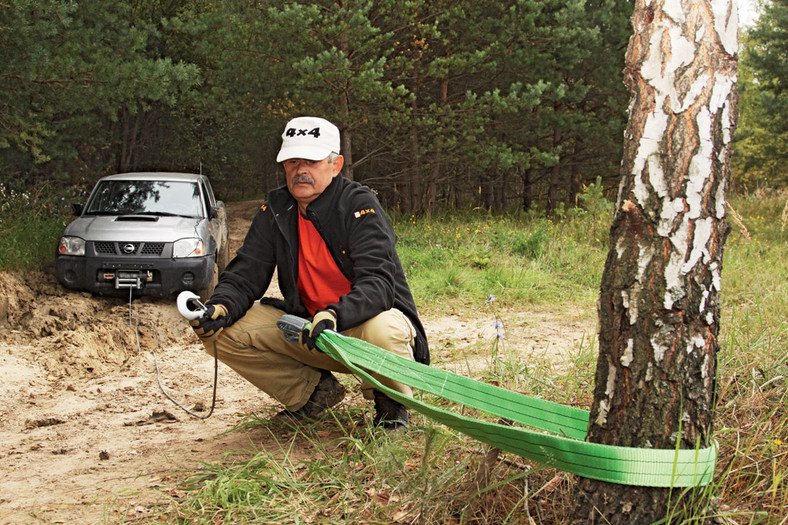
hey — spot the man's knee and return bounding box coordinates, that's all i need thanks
[351,309,415,356]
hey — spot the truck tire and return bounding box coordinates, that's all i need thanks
[217,235,230,273]
[198,262,219,301]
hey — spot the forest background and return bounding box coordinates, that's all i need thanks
[1,0,784,225]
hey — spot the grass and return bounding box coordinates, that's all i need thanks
[692,194,786,525]
[394,209,607,309]
[0,182,85,270]
[710,189,788,524]
[3,183,786,523]
[166,409,550,524]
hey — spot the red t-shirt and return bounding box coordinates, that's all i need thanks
[297,213,352,315]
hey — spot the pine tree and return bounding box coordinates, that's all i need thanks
[734,0,788,188]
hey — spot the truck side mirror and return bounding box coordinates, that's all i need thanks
[71,203,84,216]
[209,205,226,220]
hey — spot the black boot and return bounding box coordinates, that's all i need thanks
[274,370,346,422]
[373,390,409,432]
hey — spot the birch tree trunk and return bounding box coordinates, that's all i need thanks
[571,0,738,522]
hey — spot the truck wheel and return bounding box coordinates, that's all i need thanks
[217,240,230,273]
[198,262,219,301]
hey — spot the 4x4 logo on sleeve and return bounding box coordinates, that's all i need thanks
[353,208,376,218]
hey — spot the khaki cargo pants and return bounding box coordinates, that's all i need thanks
[201,303,416,411]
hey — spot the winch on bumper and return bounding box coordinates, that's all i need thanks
[56,248,215,297]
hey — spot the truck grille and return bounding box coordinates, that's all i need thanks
[139,243,165,255]
[94,241,116,254]
[93,242,165,256]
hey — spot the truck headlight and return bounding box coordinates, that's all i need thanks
[173,238,205,258]
[58,236,85,256]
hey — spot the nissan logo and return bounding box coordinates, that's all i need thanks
[122,243,136,254]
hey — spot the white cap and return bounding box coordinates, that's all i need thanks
[276,116,341,162]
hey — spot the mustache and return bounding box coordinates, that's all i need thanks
[291,174,314,184]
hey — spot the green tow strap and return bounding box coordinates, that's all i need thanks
[279,316,716,488]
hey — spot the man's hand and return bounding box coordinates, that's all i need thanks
[301,309,337,350]
[190,303,230,340]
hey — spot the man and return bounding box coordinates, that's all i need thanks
[191,116,429,431]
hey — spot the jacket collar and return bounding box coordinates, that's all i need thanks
[305,174,344,216]
[270,175,345,215]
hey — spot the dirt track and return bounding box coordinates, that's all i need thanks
[0,200,596,524]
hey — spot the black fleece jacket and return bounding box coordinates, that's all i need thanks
[210,175,430,365]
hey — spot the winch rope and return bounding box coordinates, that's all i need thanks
[127,288,219,419]
[278,315,716,488]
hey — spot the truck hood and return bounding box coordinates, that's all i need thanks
[62,215,205,242]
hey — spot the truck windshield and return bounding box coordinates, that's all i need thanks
[84,180,203,218]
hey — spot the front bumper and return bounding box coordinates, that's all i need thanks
[55,254,215,297]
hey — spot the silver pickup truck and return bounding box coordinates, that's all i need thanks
[55,172,229,299]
